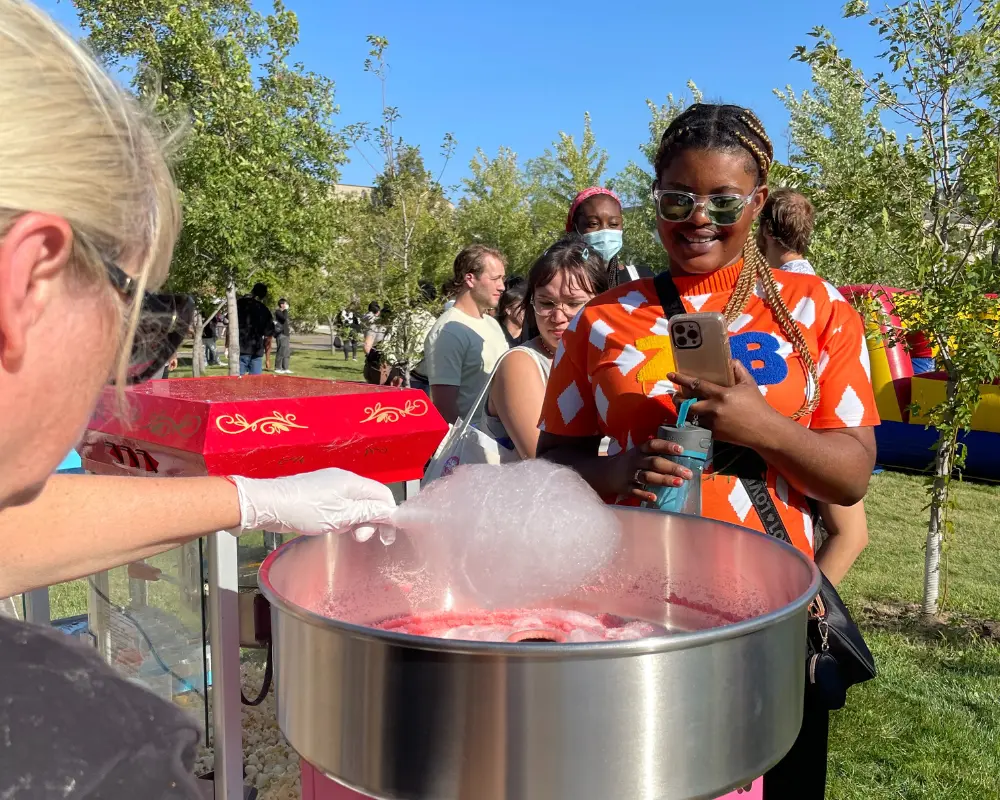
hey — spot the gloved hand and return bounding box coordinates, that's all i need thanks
[229,468,397,542]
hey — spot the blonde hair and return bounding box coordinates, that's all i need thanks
[0,0,181,387]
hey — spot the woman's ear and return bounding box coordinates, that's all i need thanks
[0,213,74,369]
[751,185,769,220]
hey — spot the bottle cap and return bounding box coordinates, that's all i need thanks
[656,423,712,460]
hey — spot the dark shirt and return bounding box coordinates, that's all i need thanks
[274,309,290,338]
[0,617,202,799]
[237,296,275,358]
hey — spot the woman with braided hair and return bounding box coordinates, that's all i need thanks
[538,103,880,798]
[566,186,654,287]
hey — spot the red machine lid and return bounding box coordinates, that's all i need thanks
[82,376,448,482]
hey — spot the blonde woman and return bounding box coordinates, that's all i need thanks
[0,2,394,794]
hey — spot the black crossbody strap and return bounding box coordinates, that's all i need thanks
[652,270,686,319]
[740,477,793,545]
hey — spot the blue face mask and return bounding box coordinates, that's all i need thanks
[582,229,623,263]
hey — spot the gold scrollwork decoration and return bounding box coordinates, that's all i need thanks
[360,398,429,424]
[146,413,202,439]
[215,411,308,436]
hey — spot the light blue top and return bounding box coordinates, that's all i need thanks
[57,451,82,471]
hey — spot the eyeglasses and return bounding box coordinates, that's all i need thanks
[532,298,590,319]
[651,186,759,226]
[104,259,195,384]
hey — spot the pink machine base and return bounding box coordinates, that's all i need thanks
[299,760,762,799]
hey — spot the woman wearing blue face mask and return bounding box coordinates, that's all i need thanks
[567,187,653,287]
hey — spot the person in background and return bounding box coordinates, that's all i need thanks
[363,301,389,384]
[497,276,527,346]
[203,314,219,367]
[758,188,871,582]
[274,297,292,374]
[904,329,935,374]
[486,237,609,459]
[567,187,653,287]
[405,280,441,396]
[237,282,274,376]
[216,307,229,363]
[339,304,361,361]
[425,245,509,424]
[0,4,394,796]
[538,103,879,799]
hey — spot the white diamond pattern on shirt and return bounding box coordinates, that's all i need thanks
[618,290,648,314]
[728,481,753,522]
[802,510,814,548]
[606,438,622,456]
[589,319,614,351]
[775,475,790,507]
[557,382,585,425]
[553,341,565,369]
[835,385,866,426]
[567,309,583,333]
[791,297,817,329]
[817,349,830,378]
[758,384,769,396]
[773,334,793,360]
[823,281,847,304]
[539,418,547,432]
[595,385,610,423]
[859,332,871,381]
[684,293,712,311]
[626,431,635,451]
[615,344,646,376]
[650,317,670,336]
[649,380,676,397]
[728,313,753,333]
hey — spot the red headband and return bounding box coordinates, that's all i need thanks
[566,187,622,232]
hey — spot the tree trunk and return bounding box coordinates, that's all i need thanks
[922,384,958,619]
[227,281,240,377]
[327,315,337,354]
[192,308,204,378]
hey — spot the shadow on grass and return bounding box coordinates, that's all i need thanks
[860,599,1000,647]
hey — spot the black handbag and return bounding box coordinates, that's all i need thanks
[649,270,876,710]
[741,477,877,710]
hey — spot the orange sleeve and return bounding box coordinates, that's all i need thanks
[539,311,602,437]
[809,285,881,429]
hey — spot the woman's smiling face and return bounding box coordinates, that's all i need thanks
[655,148,767,275]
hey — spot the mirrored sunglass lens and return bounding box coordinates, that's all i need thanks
[707,196,746,225]
[657,192,693,220]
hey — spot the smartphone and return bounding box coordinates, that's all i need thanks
[668,312,735,387]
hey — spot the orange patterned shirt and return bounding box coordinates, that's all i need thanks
[539,260,880,558]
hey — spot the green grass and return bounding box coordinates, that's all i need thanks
[828,471,1000,800]
[171,339,366,382]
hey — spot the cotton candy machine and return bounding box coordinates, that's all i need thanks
[260,506,821,800]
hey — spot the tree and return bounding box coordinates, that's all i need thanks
[455,147,549,274]
[786,0,1000,617]
[343,36,456,385]
[75,0,347,375]
[611,82,704,271]
[527,112,609,239]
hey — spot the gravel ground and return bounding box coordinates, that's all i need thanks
[195,662,302,799]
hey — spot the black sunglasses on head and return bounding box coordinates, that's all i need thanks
[104,260,195,384]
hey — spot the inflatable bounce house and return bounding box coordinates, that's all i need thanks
[842,285,1000,482]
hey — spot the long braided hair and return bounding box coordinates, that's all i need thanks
[653,104,820,418]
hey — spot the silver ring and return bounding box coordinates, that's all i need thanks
[632,469,644,486]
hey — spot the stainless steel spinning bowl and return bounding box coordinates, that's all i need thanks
[258,507,820,800]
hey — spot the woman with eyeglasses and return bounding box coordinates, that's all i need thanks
[567,187,653,287]
[0,4,394,796]
[538,104,880,799]
[484,237,609,459]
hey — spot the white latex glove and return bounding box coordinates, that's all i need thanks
[229,468,397,542]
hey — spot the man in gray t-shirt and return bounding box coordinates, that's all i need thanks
[425,245,509,424]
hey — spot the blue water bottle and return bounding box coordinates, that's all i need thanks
[642,398,712,515]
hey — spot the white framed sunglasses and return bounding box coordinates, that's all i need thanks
[651,186,760,226]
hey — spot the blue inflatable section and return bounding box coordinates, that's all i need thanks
[876,421,1000,483]
[56,450,83,473]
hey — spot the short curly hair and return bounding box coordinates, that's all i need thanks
[759,188,815,255]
